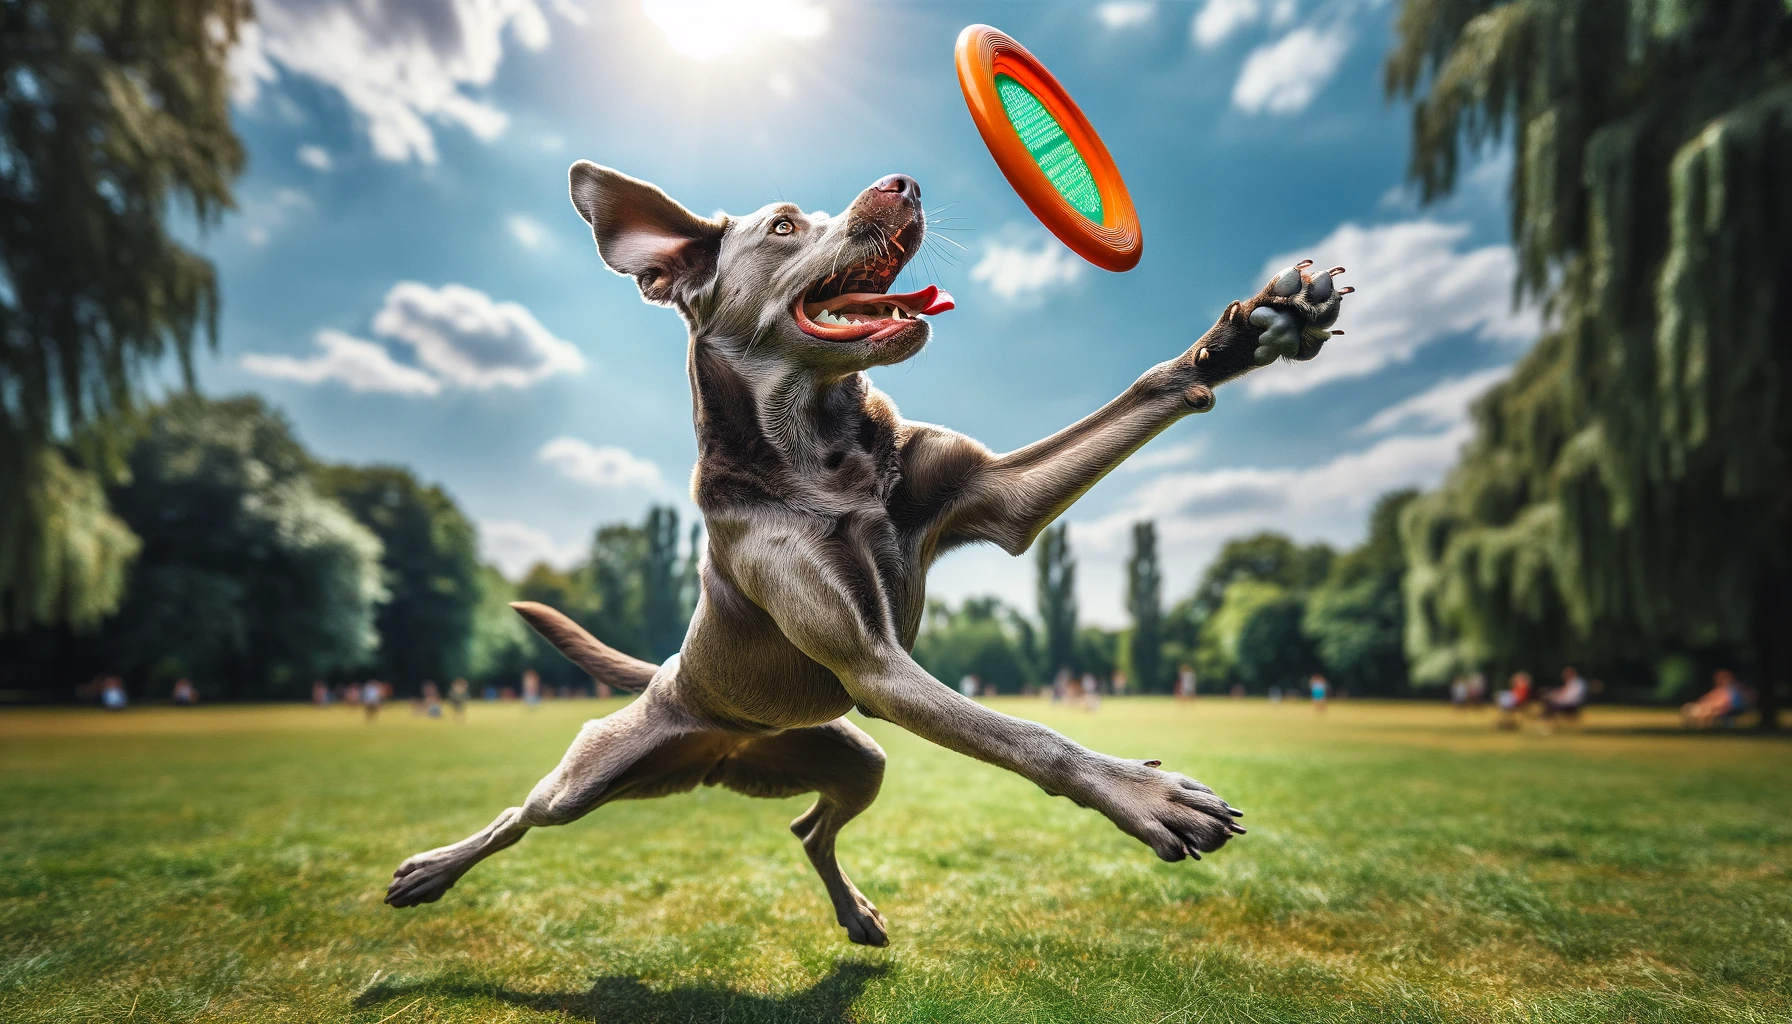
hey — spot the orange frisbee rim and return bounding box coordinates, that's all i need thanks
[955,24,1142,272]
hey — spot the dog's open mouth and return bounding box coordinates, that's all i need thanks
[793,230,954,343]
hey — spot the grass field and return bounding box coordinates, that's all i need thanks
[2,698,1790,1023]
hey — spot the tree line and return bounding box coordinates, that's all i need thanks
[915,491,1416,696]
[0,394,700,701]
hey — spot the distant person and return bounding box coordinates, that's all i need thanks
[1111,672,1127,697]
[1683,669,1750,728]
[1051,668,1070,704]
[1309,674,1329,713]
[1175,664,1197,701]
[1467,672,1488,706]
[1450,676,1468,709]
[483,684,498,701]
[522,670,542,708]
[421,681,443,718]
[1541,666,1588,723]
[172,679,198,706]
[449,678,470,721]
[959,674,978,698]
[1268,685,1282,703]
[1081,673,1101,711]
[1495,671,1532,730]
[312,681,331,706]
[101,675,127,712]
[596,682,613,700]
[1229,683,1245,699]
[362,680,383,722]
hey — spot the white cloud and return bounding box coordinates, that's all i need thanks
[1097,2,1156,30]
[240,187,312,247]
[242,282,582,395]
[1192,0,1260,47]
[642,0,828,61]
[480,519,585,578]
[231,0,564,164]
[970,237,1084,303]
[371,282,585,389]
[1232,25,1351,114]
[241,329,443,395]
[1358,366,1510,435]
[1247,220,1538,397]
[297,144,332,171]
[537,437,665,491]
[507,213,548,250]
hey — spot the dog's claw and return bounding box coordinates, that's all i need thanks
[1143,759,1163,767]
[1296,258,1314,270]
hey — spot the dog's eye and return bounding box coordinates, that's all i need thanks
[771,218,795,236]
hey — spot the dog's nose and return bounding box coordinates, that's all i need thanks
[872,174,920,201]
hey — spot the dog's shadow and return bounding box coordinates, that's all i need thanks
[356,961,887,1023]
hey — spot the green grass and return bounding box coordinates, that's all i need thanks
[2,699,1790,1023]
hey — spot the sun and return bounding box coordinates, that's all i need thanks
[640,0,829,61]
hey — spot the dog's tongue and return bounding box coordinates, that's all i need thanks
[893,285,955,316]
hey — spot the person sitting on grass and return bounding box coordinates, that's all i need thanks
[1682,669,1751,729]
[1495,671,1532,730]
[1540,666,1589,727]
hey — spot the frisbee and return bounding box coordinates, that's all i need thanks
[955,24,1142,272]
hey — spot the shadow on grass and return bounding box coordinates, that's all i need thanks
[355,961,888,1023]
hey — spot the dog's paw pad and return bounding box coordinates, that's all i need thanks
[1245,260,1350,363]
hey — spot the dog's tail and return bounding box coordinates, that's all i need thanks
[510,601,657,692]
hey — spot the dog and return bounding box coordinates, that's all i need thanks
[385,163,1348,946]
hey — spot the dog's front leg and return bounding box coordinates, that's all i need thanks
[941,262,1347,553]
[727,528,1245,862]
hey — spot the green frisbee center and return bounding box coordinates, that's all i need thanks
[995,73,1104,222]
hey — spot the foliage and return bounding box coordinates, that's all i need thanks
[467,564,533,684]
[1304,490,1417,694]
[1125,521,1166,692]
[1034,523,1077,676]
[0,0,247,631]
[1075,626,1122,683]
[1179,533,1335,689]
[101,396,384,698]
[642,507,684,661]
[1389,0,1792,725]
[912,597,1037,694]
[318,465,481,688]
[1233,593,1315,691]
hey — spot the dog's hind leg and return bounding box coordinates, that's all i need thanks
[708,718,889,946]
[385,682,724,908]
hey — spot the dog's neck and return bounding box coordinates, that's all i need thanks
[688,335,873,474]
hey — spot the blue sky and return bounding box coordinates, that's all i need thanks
[204,0,1532,624]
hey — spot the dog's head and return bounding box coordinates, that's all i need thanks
[569,162,953,375]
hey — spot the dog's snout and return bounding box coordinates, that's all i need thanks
[872,174,920,201]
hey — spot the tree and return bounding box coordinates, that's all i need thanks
[586,522,648,659]
[467,564,533,685]
[1188,533,1334,624]
[318,465,482,689]
[1305,490,1418,694]
[641,506,683,661]
[1389,0,1792,726]
[1234,593,1316,692]
[1035,523,1077,677]
[1125,521,1166,692]
[1,0,247,631]
[913,597,1035,694]
[102,396,384,698]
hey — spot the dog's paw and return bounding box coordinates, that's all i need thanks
[1245,260,1350,365]
[1090,760,1246,862]
[384,849,466,908]
[838,890,889,947]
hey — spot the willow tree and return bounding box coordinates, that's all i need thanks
[1390,0,1792,727]
[0,0,246,631]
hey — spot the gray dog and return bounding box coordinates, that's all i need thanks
[386,164,1349,945]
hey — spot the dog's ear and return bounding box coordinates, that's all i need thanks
[569,161,724,307]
